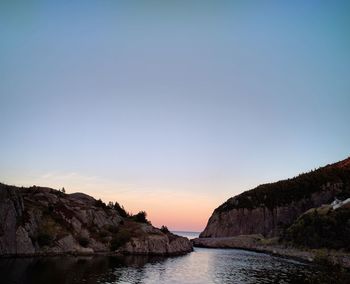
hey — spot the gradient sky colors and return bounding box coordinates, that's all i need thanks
[1,1,349,231]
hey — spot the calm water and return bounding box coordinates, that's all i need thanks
[0,232,349,284]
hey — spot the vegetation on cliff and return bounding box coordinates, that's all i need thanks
[0,183,192,256]
[215,158,350,213]
[283,207,350,250]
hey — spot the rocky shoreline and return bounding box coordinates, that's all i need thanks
[0,183,192,257]
[195,157,350,270]
[192,235,350,269]
[0,248,193,259]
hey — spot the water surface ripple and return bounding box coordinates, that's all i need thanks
[0,247,349,284]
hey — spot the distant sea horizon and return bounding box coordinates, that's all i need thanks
[172,231,200,239]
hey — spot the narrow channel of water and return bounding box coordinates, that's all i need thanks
[1,245,349,283]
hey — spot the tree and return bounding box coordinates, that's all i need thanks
[95,199,107,208]
[160,225,169,233]
[133,211,149,223]
[113,202,128,218]
[61,187,66,193]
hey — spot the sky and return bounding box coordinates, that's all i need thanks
[1,1,349,231]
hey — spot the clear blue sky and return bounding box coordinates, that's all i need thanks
[1,1,349,230]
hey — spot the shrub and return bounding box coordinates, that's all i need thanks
[160,225,170,233]
[95,199,107,209]
[131,211,149,224]
[37,233,53,247]
[36,217,59,247]
[113,202,128,218]
[78,237,89,248]
[314,249,332,266]
[106,225,118,234]
[48,204,54,213]
[99,230,108,238]
[110,230,131,251]
[284,208,350,250]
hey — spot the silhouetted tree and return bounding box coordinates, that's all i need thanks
[113,202,128,218]
[133,211,149,223]
[160,225,170,233]
[95,199,107,209]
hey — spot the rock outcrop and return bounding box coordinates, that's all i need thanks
[193,234,265,249]
[200,157,350,238]
[0,184,192,256]
[120,231,192,255]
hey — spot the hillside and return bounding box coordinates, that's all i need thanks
[283,203,350,250]
[200,157,350,238]
[0,183,192,256]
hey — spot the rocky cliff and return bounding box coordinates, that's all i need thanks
[200,157,350,238]
[0,184,192,256]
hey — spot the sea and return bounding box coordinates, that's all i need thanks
[0,231,348,284]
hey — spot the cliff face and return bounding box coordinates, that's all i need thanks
[0,184,192,256]
[200,157,350,238]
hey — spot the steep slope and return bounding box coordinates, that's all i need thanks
[0,184,192,256]
[200,157,350,238]
[284,204,350,250]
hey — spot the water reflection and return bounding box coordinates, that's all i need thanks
[0,248,349,284]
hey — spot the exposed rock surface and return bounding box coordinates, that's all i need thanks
[120,233,192,255]
[201,157,350,238]
[193,234,266,249]
[0,184,192,256]
[201,189,339,238]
